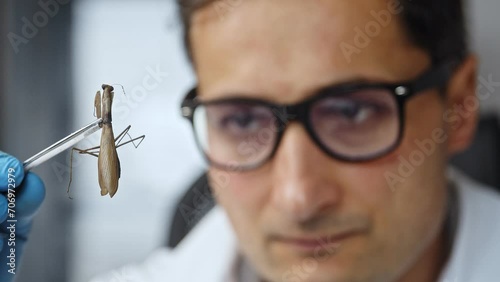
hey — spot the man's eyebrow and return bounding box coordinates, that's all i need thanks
[199,75,396,102]
[315,75,398,90]
[306,76,394,95]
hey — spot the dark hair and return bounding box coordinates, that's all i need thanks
[177,0,468,65]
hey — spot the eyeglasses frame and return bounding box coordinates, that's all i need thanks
[181,62,456,171]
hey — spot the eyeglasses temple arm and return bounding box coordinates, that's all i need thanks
[412,61,457,94]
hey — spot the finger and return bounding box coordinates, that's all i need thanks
[0,195,7,223]
[0,173,45,259]
[0,152,24,192]
[0,173,45,240]
[15,173,46,221]
[0,196,7,224]
[0,195,6,253]
[0,196,5,253]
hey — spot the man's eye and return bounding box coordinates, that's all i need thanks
[215,111,272,137]
[316,100,382,124]
[222,113,259,129]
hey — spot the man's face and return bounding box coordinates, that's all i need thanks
[190,0,466,281]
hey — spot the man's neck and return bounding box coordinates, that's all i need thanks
[397,182,458,282]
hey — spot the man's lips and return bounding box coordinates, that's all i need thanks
[273,231,356,253]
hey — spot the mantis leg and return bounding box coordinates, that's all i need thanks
[74,146,100,158]
[114,125,146,149]
[116,135,145,149]
[67,147,100,199]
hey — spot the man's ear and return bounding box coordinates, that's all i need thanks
[445,55,479,156]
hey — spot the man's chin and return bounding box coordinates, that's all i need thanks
[262,251,362,282]
[270,262,357,282]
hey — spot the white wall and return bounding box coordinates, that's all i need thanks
[69,1,204,281]
[469,0,500,114]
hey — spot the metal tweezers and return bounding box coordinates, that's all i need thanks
[23,119,103,171]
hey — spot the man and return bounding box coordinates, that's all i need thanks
[2,0,500,281]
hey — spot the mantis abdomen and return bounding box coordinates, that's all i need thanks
[98,124,121,197]
[97,85,121,198]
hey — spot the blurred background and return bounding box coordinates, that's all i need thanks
[0,0,498,281]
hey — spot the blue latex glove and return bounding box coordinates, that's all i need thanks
[0,152,45,281]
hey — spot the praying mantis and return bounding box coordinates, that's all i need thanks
[67,84,145,198]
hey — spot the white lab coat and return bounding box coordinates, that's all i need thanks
[91,169,500,282]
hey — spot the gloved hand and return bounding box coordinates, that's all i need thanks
[0,151,45,282]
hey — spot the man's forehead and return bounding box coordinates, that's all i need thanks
[190,0,429,101]
[191,0,406,41]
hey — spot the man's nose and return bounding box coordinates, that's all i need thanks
[270,123,343,223]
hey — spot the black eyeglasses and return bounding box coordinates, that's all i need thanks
[181,62,456,171]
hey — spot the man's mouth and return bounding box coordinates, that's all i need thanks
[273,231,356,254]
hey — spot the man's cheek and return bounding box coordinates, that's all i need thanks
[210,170,266,208]
[379,131,439,193]
[339,158,401,201]
[208,169,231,192]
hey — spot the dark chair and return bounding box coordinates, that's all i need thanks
[167,115,500,248]
[167,173,215,248]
